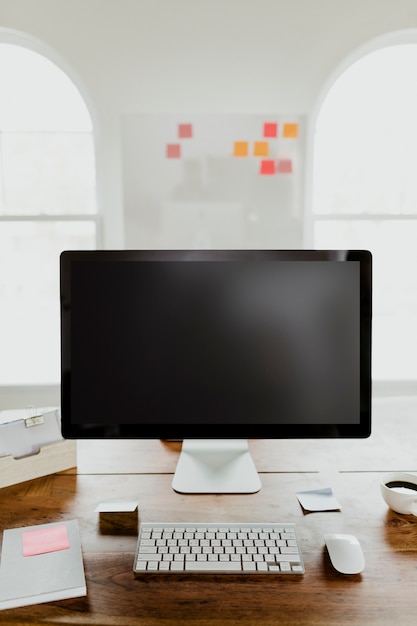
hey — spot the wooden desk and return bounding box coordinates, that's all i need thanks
[1,396,417,625]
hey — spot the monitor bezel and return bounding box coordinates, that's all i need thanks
[60,249,372,440]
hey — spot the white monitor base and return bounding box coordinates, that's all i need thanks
[172,439,262,494]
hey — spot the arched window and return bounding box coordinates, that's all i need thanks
[0,40,97,390]
[311,40,417,389]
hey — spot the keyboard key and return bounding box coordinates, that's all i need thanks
[274,554,301,563]
[139,545,157,553]
[185,560,242,572]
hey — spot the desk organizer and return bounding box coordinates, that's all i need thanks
[0,439,77,489]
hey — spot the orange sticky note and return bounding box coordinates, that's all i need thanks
[22,524,70,556]
[254,141,269,157]
[283,123,298,138]
[234,141,249,157]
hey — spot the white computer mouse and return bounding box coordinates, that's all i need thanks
[324,533,365,574]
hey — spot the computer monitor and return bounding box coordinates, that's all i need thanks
[60,249,372,493]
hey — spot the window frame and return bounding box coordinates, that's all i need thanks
[305,29,417,396]
[0,28,100,409]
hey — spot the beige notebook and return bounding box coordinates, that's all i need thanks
[0,519,86,610]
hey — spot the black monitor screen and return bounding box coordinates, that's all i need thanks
[60,250,371,439]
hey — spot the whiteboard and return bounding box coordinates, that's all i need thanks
[121,114,305,249]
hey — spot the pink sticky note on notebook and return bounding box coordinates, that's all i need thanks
[22,524,70,556]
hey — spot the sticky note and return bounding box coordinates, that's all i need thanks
[234,141,249,157]
[263,122,278,138]
[94,501,138,513]
[283,123,298,138]
[178,123,192,139]
[260,160,276,175]
[22,524,70,556]
[277,158,293,173]
[254,141,269,157]
[296,487,341,512]
[166,144,181,158]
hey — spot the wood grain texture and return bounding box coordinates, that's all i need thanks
[1,397,417,625]
[0,439,76,488]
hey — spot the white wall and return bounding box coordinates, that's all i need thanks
[1,0,417,247]
[1,0,417,407]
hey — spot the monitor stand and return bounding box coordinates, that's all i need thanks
[172,439,262,494]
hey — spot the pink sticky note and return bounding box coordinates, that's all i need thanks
[166,144,181,158]
[22,524,70,557]
[178,123,192,138]
[277,158,293,173]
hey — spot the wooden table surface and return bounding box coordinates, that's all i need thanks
[1,395,417,625]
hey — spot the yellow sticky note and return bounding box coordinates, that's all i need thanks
[283,123,298,138]
[234,141,249,157]
[253,141,269,157]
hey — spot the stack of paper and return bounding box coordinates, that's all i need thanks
[0,407,63,459]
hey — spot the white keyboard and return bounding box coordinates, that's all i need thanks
[134,522,304,574]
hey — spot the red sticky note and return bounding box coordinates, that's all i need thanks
[263,123,278,138]
[260,160,276,175]
[277,158,293,173]
[22,524,70,556]
[166,144,181,158]
[178,123,192,138]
